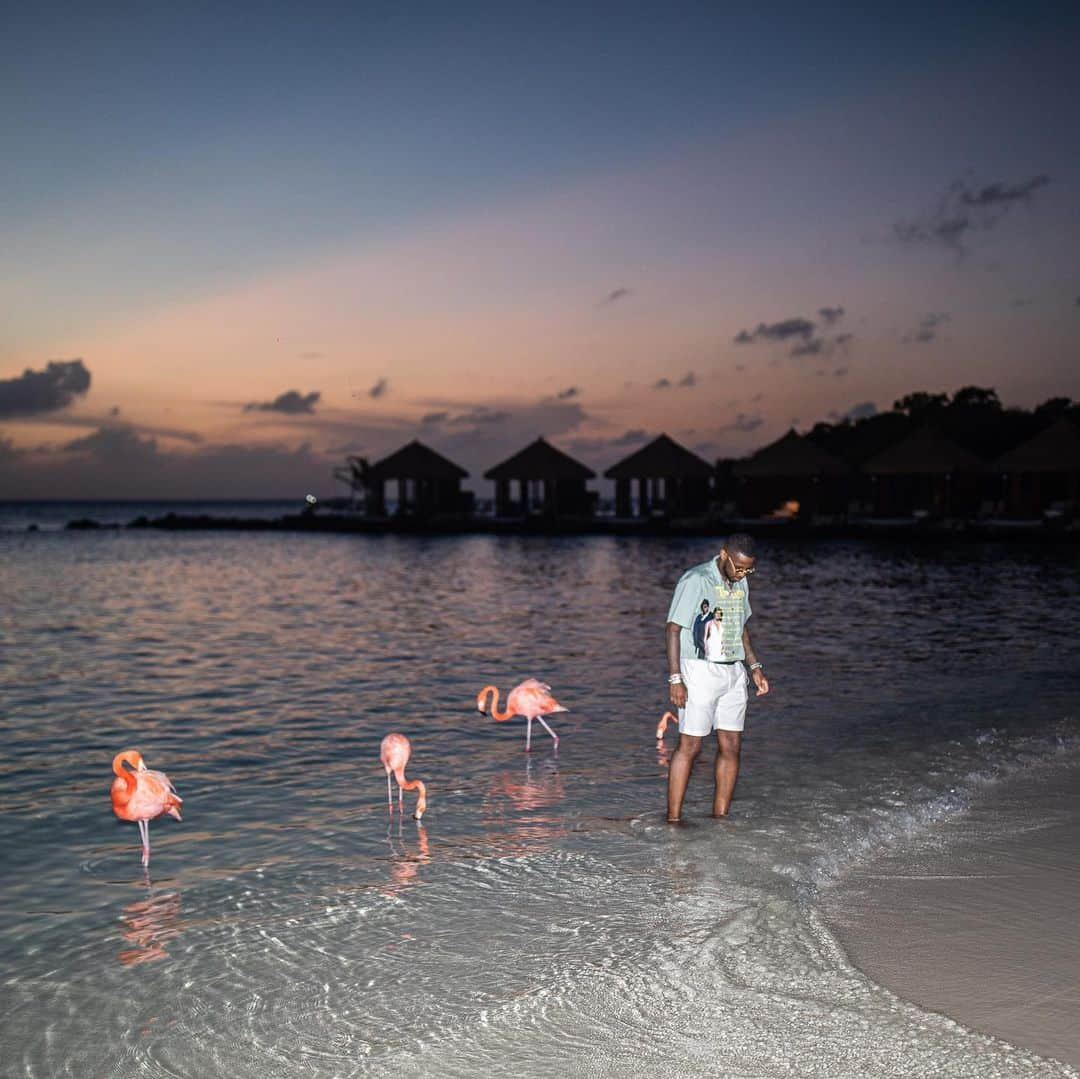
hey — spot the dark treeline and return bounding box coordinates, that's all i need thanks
[802,386,1078,464]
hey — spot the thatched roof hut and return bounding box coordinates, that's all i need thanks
[861,427,982,517]
[604,434,713,518]
[485,437,595,518]
[732,429,850,517]
[364,439,470,517]
[992,417,1080,518]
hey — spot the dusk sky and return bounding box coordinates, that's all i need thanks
[2,1,1078,498]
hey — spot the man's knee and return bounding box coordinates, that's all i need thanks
[677,734,704,758]
[716,731,742,758]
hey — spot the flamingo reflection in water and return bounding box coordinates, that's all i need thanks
[118,883,184,966]
[480,759,568,857]
[383,819,431,896]
[655,711,678,767]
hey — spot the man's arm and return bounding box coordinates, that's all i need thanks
[742,627,769,696]
[667,621,687,709]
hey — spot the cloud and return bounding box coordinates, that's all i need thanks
[64,424,159,461]
[244,390,320,414]
[598,287,631,307]
[420,410,449,425]
[791,338,825,357]
[0,435,25,462]
[833,366,849,378]
[828,401,877,423]
[818,306,845,325]
[0,358,91,419]
[653,373,697,390]
[368,377,389,399]
[611,428,650,446]
[901,313,949,345]
[893,174,1049,254]
[564,428,650,460]
[1,422,337,500]
[556,386,579,400]
[445,407,510,426]
[719,412,764,434]
[734,317,815,344]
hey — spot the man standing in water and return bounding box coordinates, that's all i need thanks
[665,534,769,822]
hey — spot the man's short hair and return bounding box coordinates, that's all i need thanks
[724,532,756,559]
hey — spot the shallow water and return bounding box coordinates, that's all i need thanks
[1,528,1078,1077]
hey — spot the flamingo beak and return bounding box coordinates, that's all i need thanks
[136,759,147,771]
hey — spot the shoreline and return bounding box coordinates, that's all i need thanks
[820,758,1080,1070]
[45,509,1080,543]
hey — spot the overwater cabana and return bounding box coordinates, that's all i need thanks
[364,440,470,518]
[993,416,1080,518]
[484,437,595,518]
[604,434,713,519]
[732,429,850,518]
[861,427,983,519]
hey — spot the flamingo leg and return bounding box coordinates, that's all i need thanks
[386,770,394,814]
[525,716,533,753]
[537,716,560,749]
[138,819,150,866]
[398,780,404,815]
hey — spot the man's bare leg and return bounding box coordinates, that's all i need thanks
[667,733,703,821]
[712,730,742,817]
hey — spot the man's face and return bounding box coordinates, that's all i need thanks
[719,547,756,581]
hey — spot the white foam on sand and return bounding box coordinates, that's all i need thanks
[821,759,1080,1070]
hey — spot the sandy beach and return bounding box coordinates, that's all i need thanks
[822,758,1080,1070]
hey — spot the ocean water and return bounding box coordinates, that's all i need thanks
[1,523,1078,1078]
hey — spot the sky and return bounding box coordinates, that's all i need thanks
[2,1,1078,498]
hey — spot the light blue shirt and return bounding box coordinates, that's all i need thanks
[667,558,751,662]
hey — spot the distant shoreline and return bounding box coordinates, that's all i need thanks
[46,509,1080,543]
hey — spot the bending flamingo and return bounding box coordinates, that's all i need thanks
[656,710,677,743]
[379,733,428,820]
[476,679,568,751]
[110,749,183,867]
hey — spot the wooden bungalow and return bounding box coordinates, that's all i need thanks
[604,434,713,519]
[732,429,850,518]
[860,427,983,519]
[992,417,1080,518]
[484,437,595,518]
[364,440,471,518]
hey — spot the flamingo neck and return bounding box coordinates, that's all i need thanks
[484,686,514,721]
[112,752,139,799]
[401,777,427,816]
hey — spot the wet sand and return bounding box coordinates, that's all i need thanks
[821,759,1080,1070]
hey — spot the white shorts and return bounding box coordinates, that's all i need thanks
[678,658,748,735]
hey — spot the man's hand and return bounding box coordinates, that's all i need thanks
[668,681,688,709]
[751,668,769,696]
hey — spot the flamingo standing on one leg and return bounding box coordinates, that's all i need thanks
[476,679,568,751]
[379,733,428,820]
[656,710,678,743]
[110,750,183,867]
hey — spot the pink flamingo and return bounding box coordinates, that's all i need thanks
[110,749,183,867]
[476,679,568,751]
[656,710,678,743]
[379,733,428,820]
